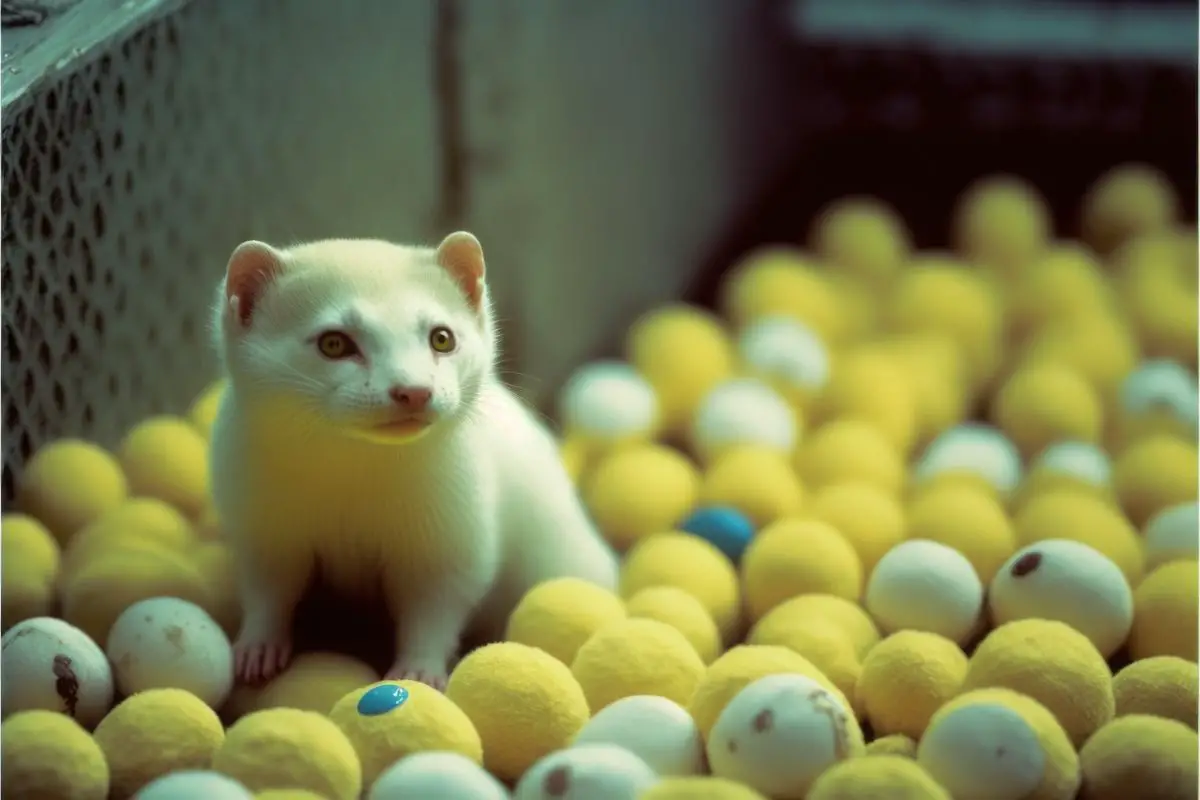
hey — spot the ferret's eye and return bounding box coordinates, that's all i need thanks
[316,331,359,360]
[430,326,457,354]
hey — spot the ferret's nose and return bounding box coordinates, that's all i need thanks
[388,385,432,412]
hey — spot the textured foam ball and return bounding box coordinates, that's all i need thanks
[1113,656,1198,729]
[918,687,1080,800]
[880,332,970,445]
[625,586,721,664]
[135,771,253,800]
[0,566,53,632]
[329,680,482,788]
[707,672,865,799]
[118,416,210,518]
[620,531,742,644]
[992,363,1104,459]
[572,694,705,777]
[962,619,1115,747]
[254,791,327,800]
[865,734,918,759]
[1014,491,1145,586]
[905,482,1017,583]
[1130,559,1198,661]
[808,755,950,800]
[17,439,129,545]
[740,518,862,623]
[213,707,360,799]
[367,752,509,800]
[953,174,1050,277]
[989,540,1133,658]
[93,688,225,798]
[797,419,905,495]
[62,497,197,582]
[736,316,831,407]
[1008,244,1115,340]
[583,444,700,550]
[557,359,660,446]
[1,616,114,727]
[2,709,110,800]
[679,506,756,565]
[1078,715,1197,800]
[745,617,862,712]
[106,597,234,708]
[817,347,917,454]
[625,304,735,433]
[749,593,880,661]
[1112,434,1199,528]
[811,196,911,287]
[445,642,590,782]
[719,246,848,344]
[912,423,1023,501]
[514,743,659,800]
[570,618,706,712]
[191,541,242,637]
[505,577,627,666]
[1143,502,1200,571]
[640,776,768,800]
[224,652,379,720]
[856,630,968,740]
[698,447,804,530]
[690,378,798,464]
[1016,440,1113,511]
[1081,163,1179,255]
[1115,359,1199,447]
[808,482,905,575]
[1021,313,1140,405]
[864,539,983,645]
[1,513,61,584]
[189,379,228,437]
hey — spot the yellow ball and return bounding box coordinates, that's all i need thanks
[796,418,905,496]
[255,792,327,800]
[189,379,228,435]
[856,630,968,740]
[991,363,1104,460]
[865,734,918,759]
[620,531,742,644]
[1113,656,1198,729]
[810,197,911,288]
[746,616,862,714]
[1117,233,1198,367]
[749,593,880,662]
[625,304,736,433]
[808,755,951,800]
[570,618,706,712]
[1,513,60,584]
[1081,163,1179,255]
[223,652,379,721]
[953,174,1051,277]
[118,416,210,519]
[61,497,196,582]
[740,518,862,623]
[808,482,905,575]
[505,577,627,665]
[818,348,918,454]
[1008,244,1115,341]
[1130,560,1198,661]
[1014,490,1145,586]
[560,435,591,484]
[1020,314,1140,406]
[1112,435,1199,528]
[698,445,804,528]
[17,439,128,546]
[877,333,969,447]
[2,710,109,800]
[445,642,589,782]
[719,246,848,344]
[1078,715,1197,800]
[93,688,224,799]
[192,541,243,637]
[687,645,845,741]
[640,775,768,800]
[905,483,1018,583]
[0,566,53,631]
[625,585,722,664]
[213,707,361,800]
[962,618,1115,747]
[583,444,700,550]
[329,680,482,788]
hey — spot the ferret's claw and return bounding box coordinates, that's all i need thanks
[234,637,293,685]
[386,663,448,692]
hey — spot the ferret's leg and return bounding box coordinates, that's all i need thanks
[231,540,313,685]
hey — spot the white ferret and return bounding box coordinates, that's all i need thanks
[208,231,619,688]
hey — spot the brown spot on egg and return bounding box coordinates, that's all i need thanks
[753,707,775,733]
[1011,551,1042,577]
[52,654,79,717]
[727,739,738,754]
[164,625,185,653]
[543,765,571,797]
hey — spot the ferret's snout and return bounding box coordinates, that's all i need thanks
[388,385,433,412]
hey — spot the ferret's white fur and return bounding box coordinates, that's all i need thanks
[208,236,618,685]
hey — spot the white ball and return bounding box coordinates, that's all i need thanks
[865,539,984,644]
[1,616,113,727]
[105,596,234,708]
[369,752,510,800]
[514,744,658,800]
[707,673,857,799]
[736,316,830,397]
[1030,440,1111,487]
[989,539,1133,658]
[1119,359,1200,434]
[571,695,705,777]
[918,701,1046,800]
[557,360,659,441]
[690,378,797,463]
[1143,501,1200,571]
[134,770,254,799]
[914,423,1022,497]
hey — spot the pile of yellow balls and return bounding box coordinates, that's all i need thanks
[1,162,1197,800]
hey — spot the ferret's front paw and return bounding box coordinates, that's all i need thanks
[233,635,293,685]
[385,659,449,692]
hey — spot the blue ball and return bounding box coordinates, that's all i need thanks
[357,683,410,716]
[680,506,755,564]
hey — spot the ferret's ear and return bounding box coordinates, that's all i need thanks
[435,231,486,310]
[225,240,283,327]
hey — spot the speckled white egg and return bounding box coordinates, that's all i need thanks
[1030,440,1111,488]
[1143,501,1200,570]
[369,752,510,800]
[514,744,659,800]
[1119,359,1200,434]
[989,539,1133,658]
[914,423,1023,497]
[707,672,860,799]
[1,616,113,727]
[557,360,660,442]
[918,701,1046,800]
[865,539,984,644]
[571,695,705,777]
[736,316,831,399]
[134,770,254,799]
[690,377,797,463]
[105,596,234,709]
